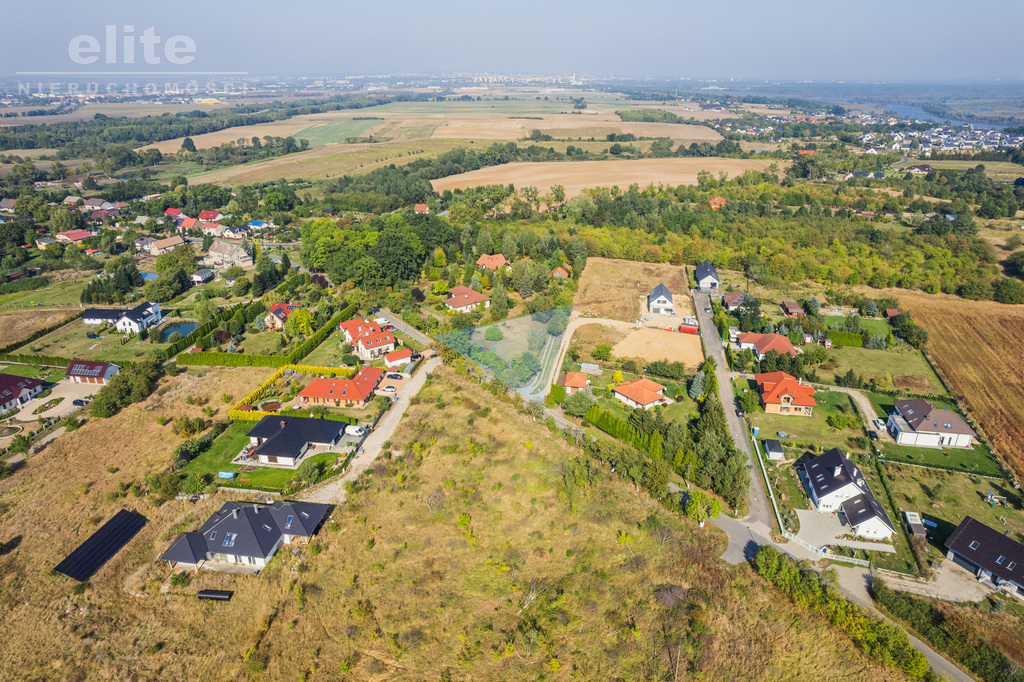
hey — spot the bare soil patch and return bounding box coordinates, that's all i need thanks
[431,158,777,197]
[0,309,77,348]
[613,328,704,368]
[893,374,931,392]
[575,257,692,321]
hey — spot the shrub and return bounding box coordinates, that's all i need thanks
[170,573,191,588]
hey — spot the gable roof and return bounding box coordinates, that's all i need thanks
[208,240,249,259]
[58,229,92,242]
[67,360,117,380]
[805,448,865,499]
[841,493,896,534]
[0,373,44,403]
[385,347,412,363]
[247,415,346,460]
[613,376,666,407]
[267,302,302,320]
[561,372,588,389]
[737,332,798,357]
[946,516,1024,584]
[298,367,385,404]
[648,283,673,305]
[894,399,976,437]
[339,318,381,338]
[152,235,184,250]
[695,261,719,282]
[475,253,509,270]
[721,291,749,307]
[357,332,397,349]
[550,266,569,278]
[197,210,221,221]
[755,371,817,407]
[780,301,803,315]
[164,208,182,216]
[179,217,199,230]
[446,285,490,309]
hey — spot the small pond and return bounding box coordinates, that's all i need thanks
[161,321,198,342]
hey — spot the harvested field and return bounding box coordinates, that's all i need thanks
[614,328,704,368]
[575,257,692,321]
[0,309,77,348]
[899,292,1024,477]
[431,158,778,197]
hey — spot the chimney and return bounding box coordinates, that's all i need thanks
[232,508,239,519]
[833,466,842,477]
[280,420,286,430]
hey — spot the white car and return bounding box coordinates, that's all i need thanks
[345,425,366,437]
[382,385,397,393]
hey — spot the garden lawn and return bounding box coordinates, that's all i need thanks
[875,440,1002,477]
[747,385,867,453]
[825,346,945,394]
[883,463,1024,563]
[0,275,92,308]
[858,460,919,575]
[0,365,66,381]
[236,331,286,355]
[299,328,347,367]
[25,323,171,364]
[178,422,344,491]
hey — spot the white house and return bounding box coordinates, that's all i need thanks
[887,398,976,448]
[695,261,719,290]
[763,439,785,461]
[67,360,120,385]
[384,348,413,368]
[612,377,670,410]
[115,302,162,334]
[0,374,44,412]
[647,284,674,315]
[804,448,894,540]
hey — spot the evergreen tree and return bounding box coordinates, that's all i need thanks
[688,370,705,400]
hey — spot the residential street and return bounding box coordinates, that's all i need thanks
[375,308,432,347]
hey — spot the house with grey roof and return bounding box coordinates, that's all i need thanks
[245,415,346,466]
[647,284,674,315]
[160,500,329,571]
[945,516,1024,598]
[695,261,719,290]
[887,398,976,448]
[803,448,895,540]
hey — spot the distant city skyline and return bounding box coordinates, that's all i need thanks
[6,0,1024,82]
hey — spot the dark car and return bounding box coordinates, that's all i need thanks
[72,399,88,407]
[410,353,422,361]
[386,373,404,380]
[735,409,745,418]
[869,430,879,441]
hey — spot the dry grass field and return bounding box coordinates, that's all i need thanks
[0,309,77,348]
[614,328,705,368]
[0,364,916,680]
[899,292,1024,477]
[431,158,777,197]
[575,257,692,321]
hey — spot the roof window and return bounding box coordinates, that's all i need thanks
[969,540,980,549]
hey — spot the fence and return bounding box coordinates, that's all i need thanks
[781,529,872,567]
[751,435,784,534]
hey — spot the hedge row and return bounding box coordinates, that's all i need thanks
[0,276,50,295]
[0,352,77,367]
[826,330,864,347]
[226,408,357,424]
[286,304,357,364]
[229,363,358,420]
[0,310,83,355]
[177,352,289,368]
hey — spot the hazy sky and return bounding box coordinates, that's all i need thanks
[7,0,1023,81]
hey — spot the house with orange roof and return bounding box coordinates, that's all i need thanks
[550,266,569,279]
[445,286,490,313]
[475,253,510,271]
[612,377,670,410]
[557,371,590,395]
[709,197,726,211]
[755,371,816,416]
[355,331,397,360]
[414,204,430,214]
[384,347,413,368]
[338,319,381,343]
[737,332,799,362]
[297,367,385,408]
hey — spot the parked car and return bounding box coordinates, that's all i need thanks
[382,385,397,393]
[736,409,745,418]
[869,430,879,441]
[381,324,396,331]
[72,399,88,407]
[386,373,403,380]
[874,418,886,431]
[704,307,711,313]
[410,353,422,361]
[345,425,366,437]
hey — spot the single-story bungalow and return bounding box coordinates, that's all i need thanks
[945,516,1024,598]
[0,373,44,411]
[613,377,670,410]
[445,286,490,313]
[384,348,413,368]
[245,415,347,466]
[298,367,386,408]
[67,360,120,385]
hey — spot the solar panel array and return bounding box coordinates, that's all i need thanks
[54,509,147,582]
[71,362,105,377]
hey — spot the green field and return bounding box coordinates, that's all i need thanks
[178,422,350,490]
[236,330,286,355]
[0,365,66,381]
[747,385,867,453]
[25,322,170,364]
[876,440,1002,476]
[292,119,382,146]
[300,328,347,367]
[884,463,1024,564]
[895,159,1024,176]
[858,461,919,574]
[0,275,92,309]
[826,346,945,394]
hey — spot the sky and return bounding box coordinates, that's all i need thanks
[6,0,1024,82]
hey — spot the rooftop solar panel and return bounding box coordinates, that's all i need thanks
[54,509,147,582]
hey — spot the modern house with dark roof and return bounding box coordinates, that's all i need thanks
[82,302,162,334]
[67,360,120,385]
[803,448,895,540]
[190,268,215,285]
[647,284,674,315]
[0,373,44,411]
[945,516,1024,598]
[160,500,329,571]
[245,416,346,466]
[695,261,719,290]
[887,398,976,448]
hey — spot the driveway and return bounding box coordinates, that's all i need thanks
[375,308,431,347]
[297,357,440,504]
[875,561,991,603]
[14,380,98,422]
[794,509,896,553]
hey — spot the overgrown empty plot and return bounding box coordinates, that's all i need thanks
[0,309,77,348]
[575,257,693,321]
[431,158,777,197]
[613,328,704,368]
[900,292,1024,477]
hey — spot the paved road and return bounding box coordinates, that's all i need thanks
[693,291,773,529]
[375,308,432,347]
[297,358,441,504]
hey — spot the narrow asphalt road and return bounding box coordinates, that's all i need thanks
[376,308,432,347]
[693,291,773,530]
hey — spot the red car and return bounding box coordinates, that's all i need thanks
[381,324,396,331]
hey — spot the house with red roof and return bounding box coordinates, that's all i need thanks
[755,371,816,416]
[476,254,510,271]
[178,217,199,232]
[737,332,799,362]
[56,229,93,244]
[883,308,900,319]
[197,210,223,222]
[164,208,182,217]
[356,331,397,360]
[445,286,490,313]
[709,197,726,211]
[263,303,303,331]
[0,373,44,411]
[413,204,430,214]
[339,319,381,343]
[67,360,120,385]
[384,347,413,368]
[613,377,670,410]
[550,266,569,279]
[557,371,590,395]
[298,367,385,408]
